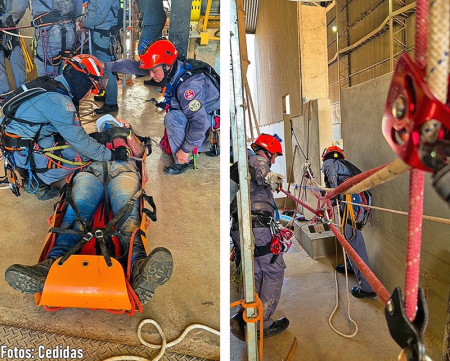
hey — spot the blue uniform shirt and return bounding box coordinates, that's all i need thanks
[2,75,112,184]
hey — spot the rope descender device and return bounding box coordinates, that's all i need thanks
[382,53,450,173]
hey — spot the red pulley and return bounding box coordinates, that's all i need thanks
[382,54,450,172]
[270,235,282,255]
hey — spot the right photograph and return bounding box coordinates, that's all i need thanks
[229,0,450,360]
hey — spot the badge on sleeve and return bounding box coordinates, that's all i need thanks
[74,113,80,125]
[66,102,76,112]
[184,89,195,100]
[188,100,201,112]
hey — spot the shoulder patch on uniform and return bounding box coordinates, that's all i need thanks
[188,99,201,112]
[184,89,195,100]
[66,102,76,112]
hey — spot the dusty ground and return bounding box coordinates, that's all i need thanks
[230,237,442,360]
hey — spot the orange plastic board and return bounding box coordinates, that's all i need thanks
[36,256,131,311]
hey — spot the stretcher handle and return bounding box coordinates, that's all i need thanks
[143,194,157,222]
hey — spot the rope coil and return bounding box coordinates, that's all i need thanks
[102,319,220,361]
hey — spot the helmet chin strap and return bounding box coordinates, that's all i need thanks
[257,148,275,167]
[162,63,178,86]
[159,65,170,86]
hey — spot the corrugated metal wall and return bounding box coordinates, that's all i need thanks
[327,0,416,115]
[253,0,302,127]
[243,0,259,34]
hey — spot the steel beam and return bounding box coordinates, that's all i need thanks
[231,0,259,359]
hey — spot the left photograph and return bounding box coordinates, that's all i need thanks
[0,0,220,360]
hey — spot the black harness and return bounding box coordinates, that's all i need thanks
[0,77,71,175]
[32,0,81,67]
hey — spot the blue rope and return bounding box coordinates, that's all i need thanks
[273,201,280,221]
[22,148,39,194]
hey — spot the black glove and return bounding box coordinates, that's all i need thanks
[155,101,167,109]
[135,135,152,155]
[89,131,107,145]
[6,15,14,27]
[110,146,130,161]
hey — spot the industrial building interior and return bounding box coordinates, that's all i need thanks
[0,0,448,360]
[230,0,448,360]
[0,1,220,360]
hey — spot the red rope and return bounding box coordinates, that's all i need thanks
[414,0,428,68]
[329,224,391,304]
[404,169,425,321]
[403,0,428,322]
[324,164,387,200]
[280,189,318,215]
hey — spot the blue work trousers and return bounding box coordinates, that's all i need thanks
[91,30,118,106]
[48,161,146,269]
[35,23,75,76]
[164,110,211,160]
[138,24,164,49]
[231,227,286,330]
[0,47,26,94]
[343,223,374,293]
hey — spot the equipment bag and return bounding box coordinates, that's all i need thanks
[36,0,83,19]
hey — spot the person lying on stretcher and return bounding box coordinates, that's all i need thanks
[4,117,173,306]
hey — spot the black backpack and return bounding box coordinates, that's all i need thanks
[168,59,220,98]
[1,76,69,127]
[334,159,373,229]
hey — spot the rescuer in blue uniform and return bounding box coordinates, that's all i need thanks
[82,0,120,114]
[321,146,376,299]
[230,134,290,340]
[99,39,220,175]
[0,54,129,200]
[13,0,82,76]
[0,0,26,97]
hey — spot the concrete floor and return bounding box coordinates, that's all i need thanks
[230,238,443,361]
[0,77,220,359]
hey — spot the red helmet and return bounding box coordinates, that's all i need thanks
[139,39,179,69]
[322,146,345,161]
[251,134,283,156]
[65,54,106,95]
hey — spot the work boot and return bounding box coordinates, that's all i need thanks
[95,103,119,114]
[22,181,60,201]
[94,95,106,102]
[164,160,194,175]
[350,286,377,299]
[335,264,355,274]
[260,317,290,338]
[131,247,173,305]
[5,258,54,294]
[34,185,60,201]
[230,312,245,341]
[205,149,220,157]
